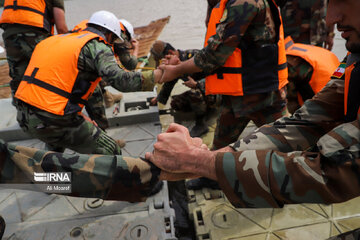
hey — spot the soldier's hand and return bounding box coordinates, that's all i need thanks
[153,68,163,84]
[157,64,180,83]
[164,54,181,65]
[183,76,197,89]
[146,123,211,176]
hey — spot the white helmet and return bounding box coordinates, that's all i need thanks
[119,19,134,39]
[88,10,122,41]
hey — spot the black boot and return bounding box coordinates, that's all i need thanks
[185,177,220,190]
[0,215,6,239]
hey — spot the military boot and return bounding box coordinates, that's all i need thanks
[0,140,7,164]
[0,215,5,239]
[115,139,126,148]
[104,90,123,108]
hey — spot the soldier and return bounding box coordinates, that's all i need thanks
[157,0,289,188]
[147,0,360,237]
[280,0,335,50]
[0,0,68,99]
[77,18,140,131]
[157,0,288,150]
[14,10,161,155]
[285,36,340,113]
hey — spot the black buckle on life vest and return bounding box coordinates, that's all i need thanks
[216,67,243,79]
[13,0,18,10]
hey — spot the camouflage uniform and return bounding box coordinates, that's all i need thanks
[15,28,155,155]
[286,55,314,113]
[214,55,360,208]
[0,139,161,202]
[213,54,360,238]
[280,0,329,46]
[193,0,288,150]
[0,0,64,98]
[85,32,140,130]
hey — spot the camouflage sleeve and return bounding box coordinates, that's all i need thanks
[178,49,201,61]
[81,39,143,93]
[287,55,315,101]
[230,78,345,152]
[116,46,138,71]
[216,115,360,208]
[194,0,260,73]
[0,141,161,202]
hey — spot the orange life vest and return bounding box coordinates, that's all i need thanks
[343,54,360,122]
[72,19,88,32]
[204,0,288,96]
[0,0,54,34]
[284,36,340,105]
[15,31,107,116]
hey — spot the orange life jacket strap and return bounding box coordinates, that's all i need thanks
[22,68,88,106]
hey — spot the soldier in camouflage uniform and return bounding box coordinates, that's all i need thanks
[148,0,360,238]
[81,19,139,130]
[150,41,219,137]
[156,0,289,189]
[157,0,289,150]
[0,0,68,100]
[14,11,160,155]
[280,0,335,50]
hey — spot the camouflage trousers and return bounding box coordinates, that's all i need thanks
[212,87,288,150]
[16,101,121,155]
[86,83,109,130]
[2,31,49,97]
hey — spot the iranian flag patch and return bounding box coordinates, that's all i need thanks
[332,62,346,78]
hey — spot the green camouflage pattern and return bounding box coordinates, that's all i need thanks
[281,0,328,46]
[2,31,49,96]
[212,87,288,149]
[194,0,276,73]
[77,36,144,93]
[14,29,155,154]
[157,47,201,104]
[286,55,314,113]
[215,63,360,208]
[0,139,160,202]
[0,0,65,96]
[16,101,122,155]
[86,84,109,130]
[84,33,153,129]
[186,0,288,149]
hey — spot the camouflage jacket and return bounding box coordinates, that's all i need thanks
[193,0,286,112]
[0,140,160,202]
[281,0,328,46]
[286,55,314,113]
[194,0,276,73]
[77,28,153,93]
[215,55,360,208]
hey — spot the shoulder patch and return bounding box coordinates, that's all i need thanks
[332,62,346,78]
[220,9,228,22]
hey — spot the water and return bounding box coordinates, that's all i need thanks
[64,0,208,50]
[0,0,347,59]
